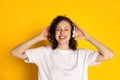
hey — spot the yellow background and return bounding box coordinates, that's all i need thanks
[1,0,120,80]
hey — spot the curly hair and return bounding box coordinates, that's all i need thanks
[48,15,77,50]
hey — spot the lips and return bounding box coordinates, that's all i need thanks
[59,36,66,39]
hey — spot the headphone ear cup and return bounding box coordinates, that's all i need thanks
[72,30,76,38]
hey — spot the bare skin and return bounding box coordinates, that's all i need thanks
[11,27,49,59]
[11,21,114,62]
[73,23,114,62]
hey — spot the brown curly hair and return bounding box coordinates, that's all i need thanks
[48,15,77,50]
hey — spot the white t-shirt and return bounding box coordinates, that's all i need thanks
[24,46,101,80]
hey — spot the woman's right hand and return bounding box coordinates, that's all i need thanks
[11,26,50,60]
[37,26,49,41]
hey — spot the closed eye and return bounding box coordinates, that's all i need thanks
[64,29,69,31]
[56,29,61,31]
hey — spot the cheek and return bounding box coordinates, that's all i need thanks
[55,32,59,38]
[65,31,71,36]
[65,32,69,35]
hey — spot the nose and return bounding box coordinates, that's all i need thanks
[60,30,64,35]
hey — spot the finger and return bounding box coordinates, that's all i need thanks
[74,36,83,40]
[72,23,79,29]
[42,26,49,33]
[46,26,50,30]
[73,23,85,31]
[74,37,79,40]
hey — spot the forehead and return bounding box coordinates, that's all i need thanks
[56,20,71,28]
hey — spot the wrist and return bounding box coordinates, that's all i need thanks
[85,35,92,41]
[33,35,43,42]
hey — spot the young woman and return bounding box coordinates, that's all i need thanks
[11,16,114,80]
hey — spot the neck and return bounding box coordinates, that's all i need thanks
[58,44,70,50]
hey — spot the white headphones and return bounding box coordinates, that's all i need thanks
[72,30,76,38]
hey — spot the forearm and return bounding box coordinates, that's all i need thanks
[11,35,42,56]
[86,36,114,59]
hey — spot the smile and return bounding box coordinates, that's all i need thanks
[59,36,66,39]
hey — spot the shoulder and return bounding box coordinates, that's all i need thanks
[37,46,53,51]
[76,48,96,55]
[76,48,89,52]
[26,46,53,53]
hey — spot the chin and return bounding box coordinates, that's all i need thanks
[58,40,69,44]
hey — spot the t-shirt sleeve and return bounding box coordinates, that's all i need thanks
[24,47,44,64]
[82,49,101,66]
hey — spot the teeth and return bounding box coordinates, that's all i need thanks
[59,36,66,39]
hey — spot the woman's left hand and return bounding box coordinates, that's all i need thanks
[73,23,91,40]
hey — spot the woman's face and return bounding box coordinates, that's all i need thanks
[55,20,72,45]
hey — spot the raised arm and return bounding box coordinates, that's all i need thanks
[11,27,49,59]
[73,23,114,62]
